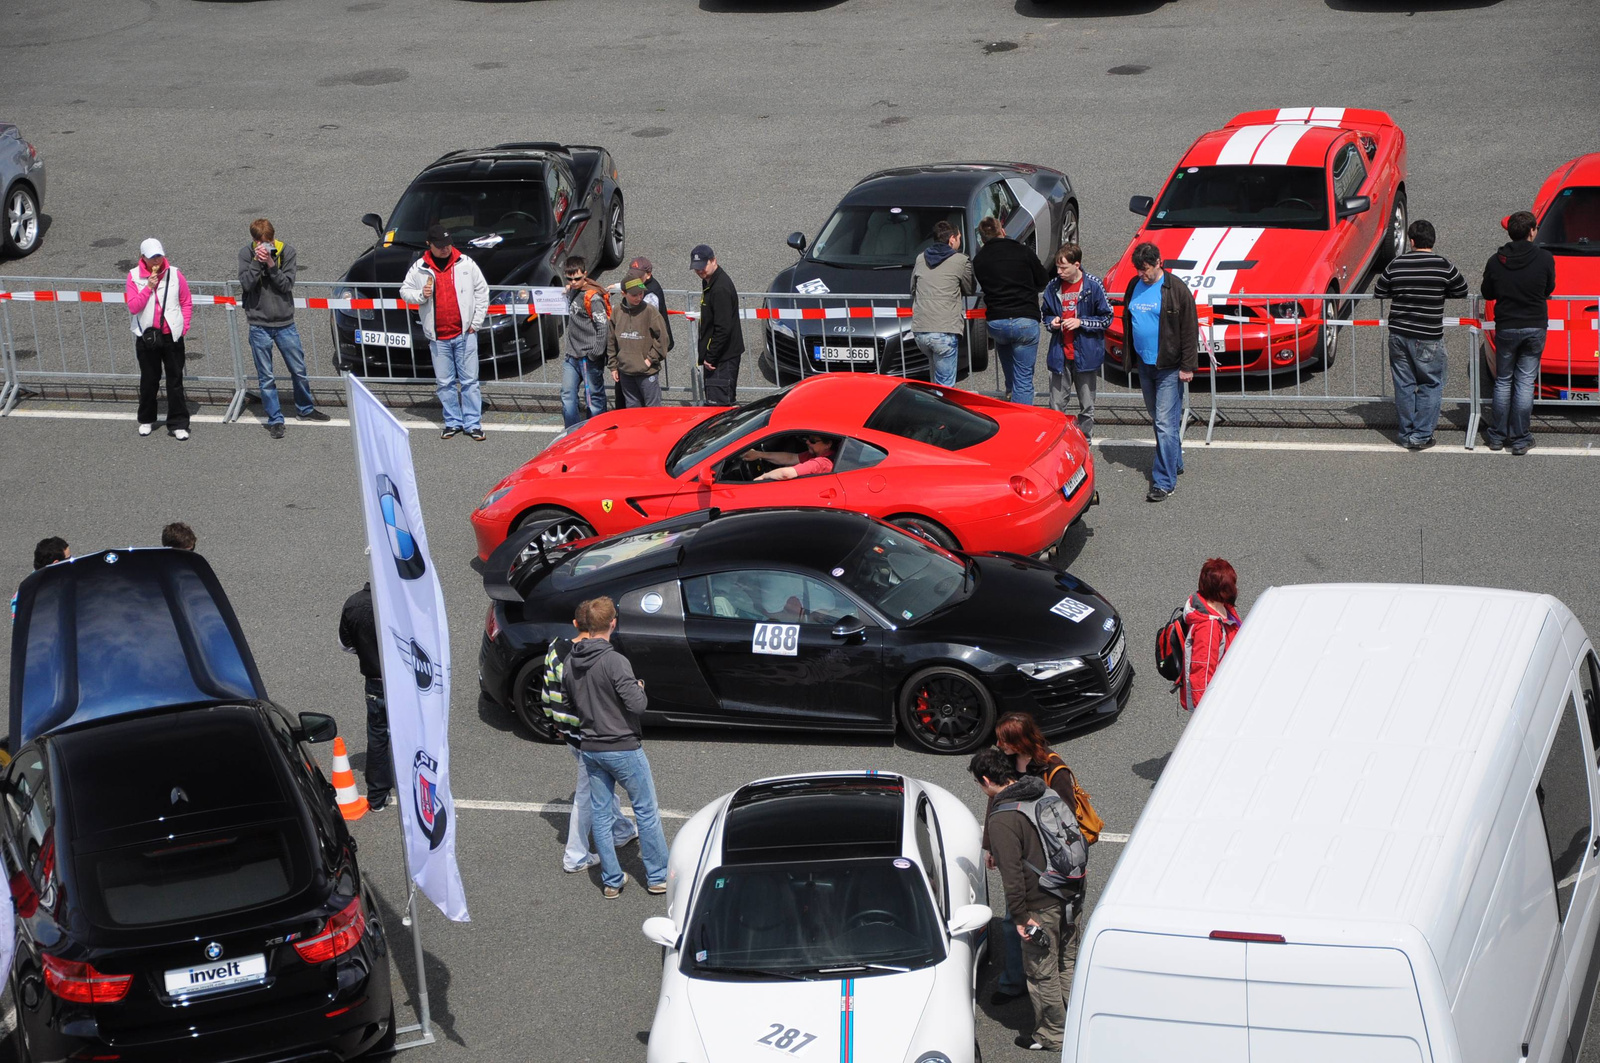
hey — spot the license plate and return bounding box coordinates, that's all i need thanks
[355,329,412,349]
[164,953,268,997]
[1559,390,1596,401]
[1105,630,1126,674]
[1206,339,1229,354]
[814,345,877,364]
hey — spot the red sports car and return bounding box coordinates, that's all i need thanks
[470,375,1093,560]
[1483,153,1600,401]
[1104,107,1409,375]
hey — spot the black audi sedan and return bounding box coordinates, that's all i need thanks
[479,507,1130,754]
[762,162,1078,385]
[6,549,393,1062]
[331,141,625,378]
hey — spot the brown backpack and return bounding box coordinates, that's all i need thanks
[1044,761,1105,845]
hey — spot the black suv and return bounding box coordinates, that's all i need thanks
[332,142,625,378]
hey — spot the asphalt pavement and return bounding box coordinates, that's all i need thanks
[3,0,1600,1060]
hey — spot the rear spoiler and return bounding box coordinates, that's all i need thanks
[482,523,573,603]
[1225,107,1397,130]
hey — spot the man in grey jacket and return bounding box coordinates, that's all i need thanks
[560,255,612,427]
[909,220,976,387]
[564,596,668,899]
[238,218,327,438]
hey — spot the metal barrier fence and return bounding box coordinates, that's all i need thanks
[2,277,1595,446]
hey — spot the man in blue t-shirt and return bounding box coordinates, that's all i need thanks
[1120,243,1199,502]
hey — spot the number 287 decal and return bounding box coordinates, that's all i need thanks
[757,1023,817,1053]
[752,623,800,656]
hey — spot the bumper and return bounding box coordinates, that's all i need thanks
[763,326,961,384]
[958,467,1093,555]
[993,630,1134,734]
[332,315,548,378]
[479,628,518,707]
[471,507,515,561]
[1107,321,1322,375]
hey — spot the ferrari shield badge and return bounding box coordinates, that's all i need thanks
[601,499,614,513]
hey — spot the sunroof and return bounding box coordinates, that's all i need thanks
[723,776,905,864]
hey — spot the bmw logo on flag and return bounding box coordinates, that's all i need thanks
[377,473,427,581]
[205,942,223,961]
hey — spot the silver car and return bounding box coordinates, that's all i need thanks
[2,121,45,257]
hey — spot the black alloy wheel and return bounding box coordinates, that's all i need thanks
[510,657,561,743]
[514,506,596,550]
[600,194,626,271]
[887,515,959,552]
[898,666,996,754]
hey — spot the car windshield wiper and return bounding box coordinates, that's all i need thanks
[806,962,913,975]
[691,964,811,981]
[870,263,911,270]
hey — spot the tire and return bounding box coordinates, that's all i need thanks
[4,184,41,257]
[509,657,562,743]
[887,515,959,551]
[599,194,625,271]
[1059,203,1079,253]
[898,666,996,754]
[1376,190,1407,269]
[513,506,596,549]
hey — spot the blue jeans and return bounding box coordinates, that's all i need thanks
[429,333,482,431]
[988,318,1040,406]
[1139,365,1186,491]
[1488,328,1545,449]
[561,356,608,427]
[913,331,960,387]
[581,747,669,890]
[1388,333,1447,445]
[248,323,314,424]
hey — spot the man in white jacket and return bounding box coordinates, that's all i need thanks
[400,224,490,439]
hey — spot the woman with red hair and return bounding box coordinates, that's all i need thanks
[1179,558,1242,713]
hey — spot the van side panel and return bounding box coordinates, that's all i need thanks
[1079,930,1247,1061]
[1451,773,1562,1063]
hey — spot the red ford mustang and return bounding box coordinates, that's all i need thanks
[470,375,1094,560]
[1105,107,1409,375]
[1484,153,1600,401]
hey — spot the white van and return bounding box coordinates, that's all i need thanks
[1063,584,1600,1063]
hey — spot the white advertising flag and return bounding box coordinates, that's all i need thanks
[349,376,469,922]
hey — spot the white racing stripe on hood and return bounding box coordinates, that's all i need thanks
[1167,228,1266,339]
[1217,125,1273,165]
[1251,123,1314,165]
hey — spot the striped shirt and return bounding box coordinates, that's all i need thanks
[1374,250,1470,341]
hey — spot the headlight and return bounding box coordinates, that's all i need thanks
[1019,658,1085,680]
[478,486,513,512]
[1062,464,1087,497]
[768,318,796,338]
[332,286,374,321]
[1267,301,1303,320]
[914,1053,955,1063]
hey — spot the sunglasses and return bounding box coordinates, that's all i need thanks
[565,272,586,280]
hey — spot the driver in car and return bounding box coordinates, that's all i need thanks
[741,434,837,481]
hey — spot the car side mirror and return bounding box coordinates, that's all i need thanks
[947,903,993,936]
[831,615,868,641]
[361,213,385,240]
[642,916,678,949]
[563,208,593,232]
[1128,195,1154,217]
[787,231,808,254]
[1336,196,1371,221]
[296,712,339,744]
[700,466,716,487]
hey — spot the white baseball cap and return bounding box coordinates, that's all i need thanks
[139,238,166,259]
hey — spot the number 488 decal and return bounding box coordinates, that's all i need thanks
[752,623,800,656]
[757,1023,816,1053]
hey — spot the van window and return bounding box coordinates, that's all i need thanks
[1580,652,1600,762]
[1536,694,1593,924]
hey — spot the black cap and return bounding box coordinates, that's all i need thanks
[690,244,714,269]
[426,223,450,246]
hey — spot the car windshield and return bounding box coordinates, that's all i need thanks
[666,392,785,477]
[388,180,551,247]
[681,859,944,979]
[1537,187,1600,255]
[808,206,966,269]
[1148,165,1329,230]
[835,523,967,623]
[863,383,999,451]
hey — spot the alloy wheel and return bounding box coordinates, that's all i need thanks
[7,187,40,254]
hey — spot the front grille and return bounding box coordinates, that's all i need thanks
[1031,668,1106,715]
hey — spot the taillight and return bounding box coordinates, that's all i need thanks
[484,604,500,641]
[42,954,133,1004]
[1009,475,1039,501]
[294,895,366,964]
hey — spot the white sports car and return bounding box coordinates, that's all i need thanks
[642,772,992,1063]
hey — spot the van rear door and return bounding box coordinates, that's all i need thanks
[1076,931,1432,1062]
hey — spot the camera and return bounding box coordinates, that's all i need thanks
[1023,923,1050,950]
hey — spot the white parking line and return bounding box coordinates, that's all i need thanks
[1,409,562,432]
[1096,437,1599,455]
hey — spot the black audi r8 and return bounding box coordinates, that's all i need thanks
[6,548,394,1062]
[478,507,1130,754]
[762,162,1078,385]
[331,141,625,378]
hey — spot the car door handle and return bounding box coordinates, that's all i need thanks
[819,488,837,500]
[1591,835,1599,856]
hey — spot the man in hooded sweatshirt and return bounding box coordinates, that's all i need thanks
[564,596,669,899]
[909,220,976,387]
[1481,210,1557,455]
[607,270,668,408]
[400,224,489,440]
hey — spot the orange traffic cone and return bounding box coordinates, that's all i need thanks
[330,737,368,821]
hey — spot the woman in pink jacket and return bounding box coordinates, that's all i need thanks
[1179,558,1242,712]
[125,237,194,439]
